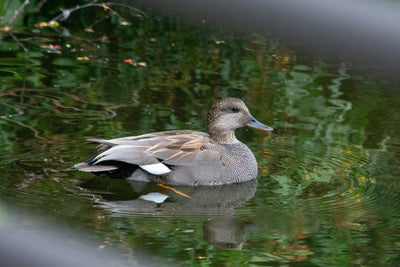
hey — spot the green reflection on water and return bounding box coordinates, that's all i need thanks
[1,1,400,266]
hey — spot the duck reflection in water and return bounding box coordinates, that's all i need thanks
[80,178,258,250]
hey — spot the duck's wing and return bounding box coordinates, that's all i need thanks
[87,130,202,148]
[147,133,217,166]
[76,130,218,175]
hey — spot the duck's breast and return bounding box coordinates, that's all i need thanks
[167,142,258,185]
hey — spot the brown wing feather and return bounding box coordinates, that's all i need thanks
[148,134,214,165]
[86,130,215,167]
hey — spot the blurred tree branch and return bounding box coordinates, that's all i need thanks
[51,1,146,22]
[5,0,30,27]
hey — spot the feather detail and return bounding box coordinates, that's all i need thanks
[139,163,171,175]
[81,131,213,169]
[92,145,160,166]
[74,162,118,172]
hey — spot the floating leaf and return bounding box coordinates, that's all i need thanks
[36,21,59,28]
[76,56,90,61]
[1,26,11,32]
[120,21,131,26]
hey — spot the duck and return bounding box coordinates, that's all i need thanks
[74,97,273,186]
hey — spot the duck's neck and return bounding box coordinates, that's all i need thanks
[209,127,239,144]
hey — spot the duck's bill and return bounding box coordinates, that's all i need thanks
[245,117,274,132]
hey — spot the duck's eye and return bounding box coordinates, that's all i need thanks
[231,107,240,113]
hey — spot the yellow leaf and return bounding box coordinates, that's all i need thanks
[77,56,90,61]
[1,26,11,32]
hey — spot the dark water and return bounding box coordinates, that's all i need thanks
[1,1,400,266]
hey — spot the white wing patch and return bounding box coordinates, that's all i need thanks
[139,163,171,175]
[139,192,169,203]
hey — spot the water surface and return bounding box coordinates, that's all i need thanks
[1,1,400,266]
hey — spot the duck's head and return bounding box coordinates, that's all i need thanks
[207,97,273,143]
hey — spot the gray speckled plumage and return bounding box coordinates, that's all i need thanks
[74,97,273,185]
